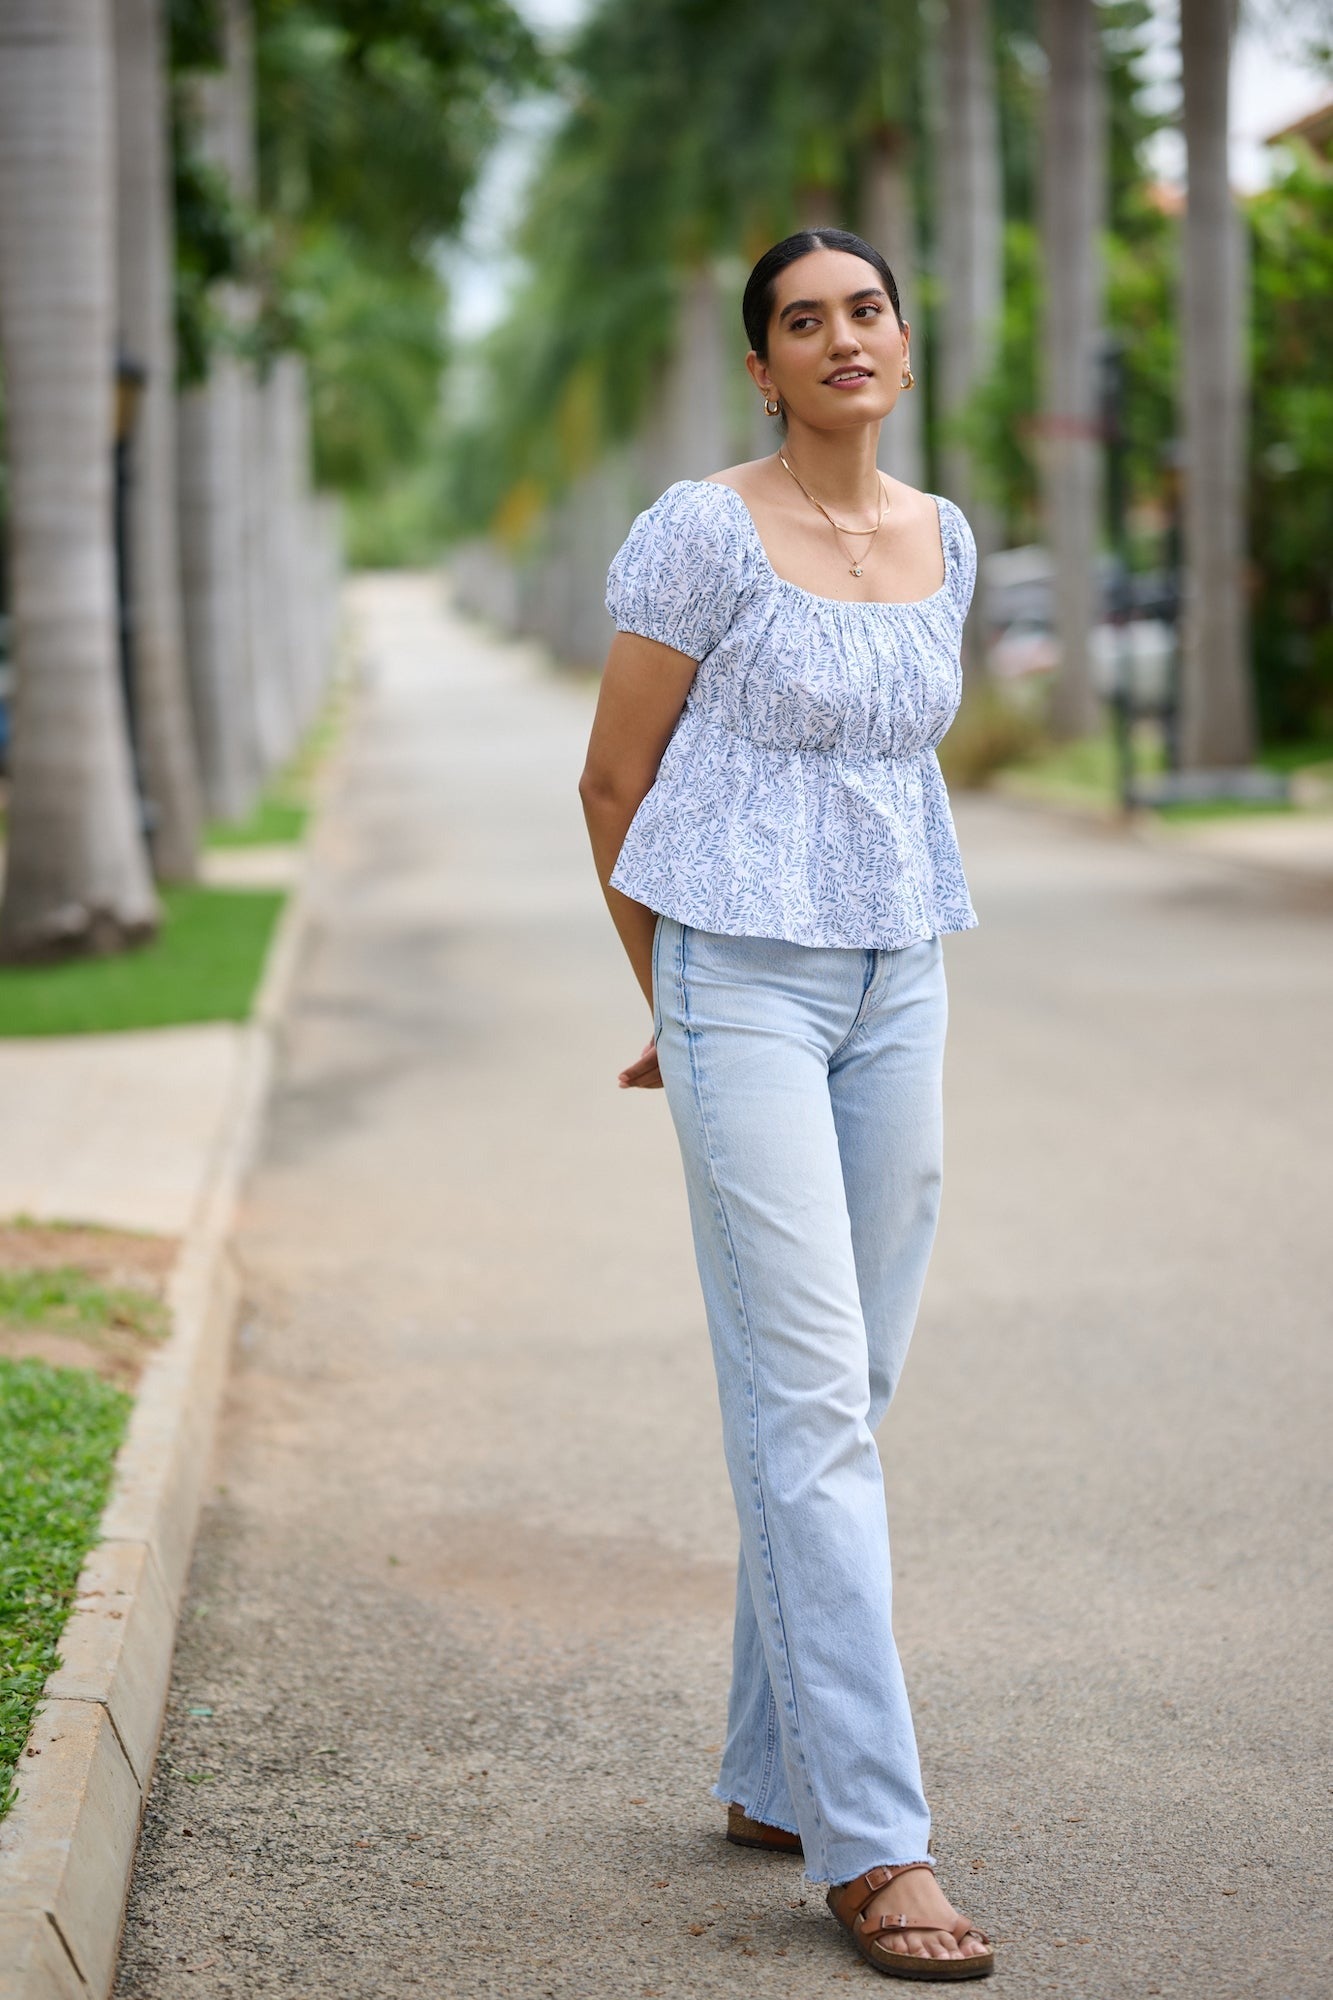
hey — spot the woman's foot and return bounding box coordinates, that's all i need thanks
[725,1802,803,1853]
[858,1866,990,1964]
[827,1861,994,1978]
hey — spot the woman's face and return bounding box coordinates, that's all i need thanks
[748,246,908,433]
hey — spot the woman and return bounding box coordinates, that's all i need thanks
[578,228,994,1982]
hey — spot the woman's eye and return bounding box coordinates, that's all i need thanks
[854,304,882,318]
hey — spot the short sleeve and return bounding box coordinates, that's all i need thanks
[605,480,748,661]
[941,497,977,619]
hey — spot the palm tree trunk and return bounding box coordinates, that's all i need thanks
[178,356,261,819]
[224,0,290,784]
[250,361,301,772]
[0,0,158,959]
[1178,0,1255,766]
[114,0,203,876]
[639,262,730,492]
[936,0,1005,681]
[176,0,263,818]
[1039,0,1107,741]
[274,353,324,735]
[796,183,844,231]
[309,492,344,694]
[861,122,926,491]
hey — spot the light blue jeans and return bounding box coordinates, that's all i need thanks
[651,913,947,1888]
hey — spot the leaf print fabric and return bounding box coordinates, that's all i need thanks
[604,477,980,950]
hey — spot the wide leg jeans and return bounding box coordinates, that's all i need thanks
[652,913,947,1887]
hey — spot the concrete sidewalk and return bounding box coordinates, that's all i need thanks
[0,1024,250,1239]
[0,769,326,2000]
[1139,804,1333,886]
[993,767,1333,894]
[0,841,306,1242]
[97,570,1333,2000]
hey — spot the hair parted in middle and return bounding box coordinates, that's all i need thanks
[741,228,903,361]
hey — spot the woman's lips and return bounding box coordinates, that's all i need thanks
[825,372,873,389]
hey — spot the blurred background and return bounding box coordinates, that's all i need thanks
[3,12,1331,1985]
[0,0,1331,961]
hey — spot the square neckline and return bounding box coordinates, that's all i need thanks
[696,477,953,611]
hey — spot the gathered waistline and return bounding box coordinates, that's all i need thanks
[681,709,935,764]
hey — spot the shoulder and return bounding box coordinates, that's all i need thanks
[928,492,977,610]
[615,478,750,573]
[701,457,769,488]
[643,473,744,510]
[605,478,755,655]
[926,489,974,543]
[882,474,956,530]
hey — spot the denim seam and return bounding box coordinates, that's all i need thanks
[830,934,938,1066]
[650,911,665,1042]
[826,948,879,1066]
[677,922,831,1878]
[742,1677,780,1820]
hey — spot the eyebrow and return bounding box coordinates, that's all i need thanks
[777,287,888,324]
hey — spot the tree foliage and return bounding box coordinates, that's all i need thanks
[1248,140,1333,740]
[168,0,542,491]
[440,0,924,538]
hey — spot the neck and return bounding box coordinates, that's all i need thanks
[778,417,884,513]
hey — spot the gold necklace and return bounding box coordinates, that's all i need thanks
[777,452,890,578]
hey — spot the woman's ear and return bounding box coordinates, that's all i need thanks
[745,351,773,394]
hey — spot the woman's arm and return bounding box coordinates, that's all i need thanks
[578,627,699,1015]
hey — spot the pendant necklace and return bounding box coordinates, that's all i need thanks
[777,451,890,577]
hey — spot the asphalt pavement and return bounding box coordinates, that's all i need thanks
[113,573,1332,1999]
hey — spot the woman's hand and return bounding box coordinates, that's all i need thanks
[618,1038,663,1090]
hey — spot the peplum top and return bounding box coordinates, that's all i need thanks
[603,477,979,950]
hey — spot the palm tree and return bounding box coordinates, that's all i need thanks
[439,0,921,597]
[1178,0,1255,766]
[176,0,264,819]
[1038,0,1107,740]
[114,0,204,876]
[0,0,158,959]
[248,355,302,775]
[862,120,926,491]
[935,0,1005,680]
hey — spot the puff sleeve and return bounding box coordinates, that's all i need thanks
[605,479,749,662]
[942,496,978,622]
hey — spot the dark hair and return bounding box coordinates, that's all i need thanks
[742,228,902,359]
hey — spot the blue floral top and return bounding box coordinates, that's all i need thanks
[604,477,979,949]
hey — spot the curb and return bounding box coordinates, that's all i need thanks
[0,673,354,2000]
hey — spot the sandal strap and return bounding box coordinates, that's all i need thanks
[830,1861,936,1922]
[860,1911,990,1947]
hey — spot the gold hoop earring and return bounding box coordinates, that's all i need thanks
[899,366,915,391]
[763,392,781,416]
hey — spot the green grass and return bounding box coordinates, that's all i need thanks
[205,794,309,847]
[204,681,348,848]
[998,724,1164,809]
[0,1268,167,1342]
[998,724,1330,818]
[0,1357,132,1820]
[1155,796,1297,822]
[1259,739,1333,776]
[0,885,285,1036]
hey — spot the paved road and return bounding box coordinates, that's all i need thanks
[114,575,1331,1999]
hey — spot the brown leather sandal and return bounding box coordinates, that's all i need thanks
[725,1802,803,1854]
[827,1862,994,1980]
